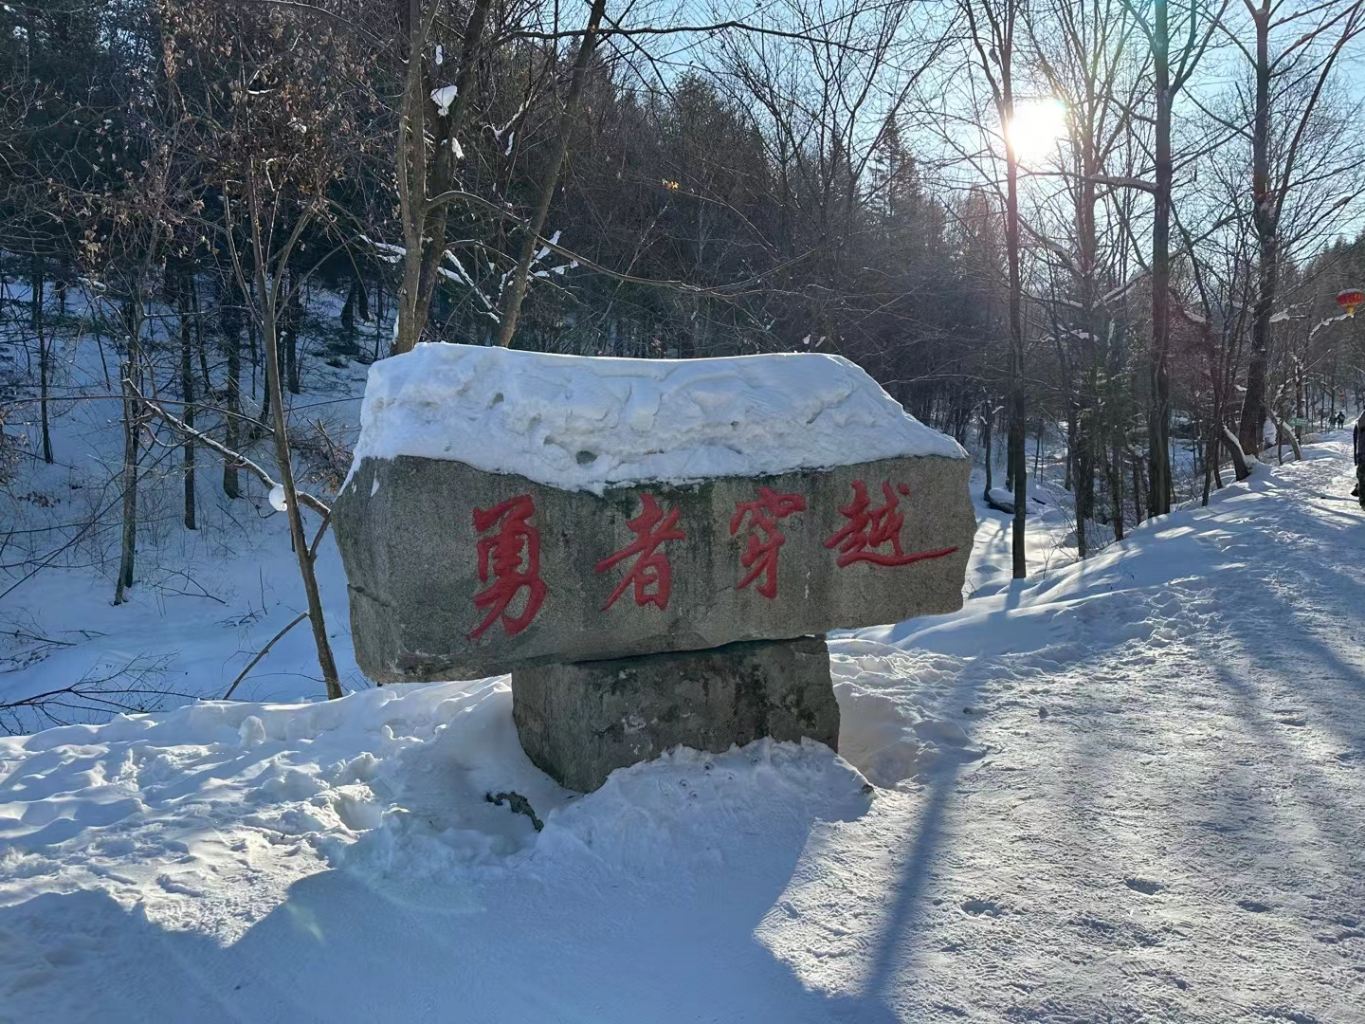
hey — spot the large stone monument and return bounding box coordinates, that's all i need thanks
[334,343,975,791]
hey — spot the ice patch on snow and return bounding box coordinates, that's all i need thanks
[348,343,965,494]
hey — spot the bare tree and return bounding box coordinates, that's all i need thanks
[961,0,1031,578]
[157,0,377,698]
[1120,0,1227,516]
[392,0,493,354]
[1028,0,1150,555]
[1234,0,1365,454]
[494,0,609,347]
[227,184,342,699]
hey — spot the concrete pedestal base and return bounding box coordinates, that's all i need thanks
[512,636,838,792]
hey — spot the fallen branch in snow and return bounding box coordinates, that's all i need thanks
[486,791,544,831]
[130,383,331,517]
[151,568,228,605]
[223,612,309,700]
[0,655,186,735]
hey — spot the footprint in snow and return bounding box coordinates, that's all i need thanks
[959,898,1003,917]
[42,945,86,967]
[1123,877,1164,896]
[156,874,206,898]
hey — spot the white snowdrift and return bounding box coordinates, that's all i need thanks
[0,654,967,896]
[0,652,974,1020]
[346,343,965,494]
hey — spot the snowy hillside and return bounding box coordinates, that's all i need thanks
[0,284,373,717]
[0,293,1072,720]
[3,435,1362,1022]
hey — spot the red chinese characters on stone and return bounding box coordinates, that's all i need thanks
[595,493,686,610]
[729,487,807,599]
[469,494,548,640]
[824,480,959,568]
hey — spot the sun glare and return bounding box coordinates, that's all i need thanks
[1004,97,1068,164]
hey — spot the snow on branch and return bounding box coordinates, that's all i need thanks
[430,85,458,117]
[358,234,406,264]
[1101,270,1150,307]
[438,250,500,322]
[131,384,331,517]
[1309,311,1352,341]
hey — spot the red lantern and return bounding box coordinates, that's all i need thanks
[1337,289,1365,317]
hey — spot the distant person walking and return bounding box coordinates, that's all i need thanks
[1355,412,1365,508]
[1335,411,1346,429]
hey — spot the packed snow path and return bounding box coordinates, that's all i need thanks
[2,438,1364,1023]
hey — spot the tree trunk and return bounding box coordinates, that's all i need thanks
[262,285,341,699]
[341,274,359,330]
[1005,114,1028,580]
[494,0,609,348]
[1221,425,1254,480]
[981,407,994,501]
[1132,457,1145,526]
[1064,413,1075,492]
[195,279,211,394]
[1073,156,1099,558]
[180,271,197,530]
[247,190,343,701]
[1109,443,1125,542]
[1074,412,1094,559]
[35,266,53,465]
[223,294,241,500]
[285,278,301,395]
[1267,406,1301,462]
[114,301,141,605]
[1200,407,1215,506]
[1147,0,1174,518]
[1239,3,1274,456]
[392,0,492,355]
[374,273,385,361]
[29,256,41,330]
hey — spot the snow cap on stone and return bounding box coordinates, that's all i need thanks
[349,342,966,494]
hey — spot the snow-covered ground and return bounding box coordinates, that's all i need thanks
[3,425,1363,1021]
